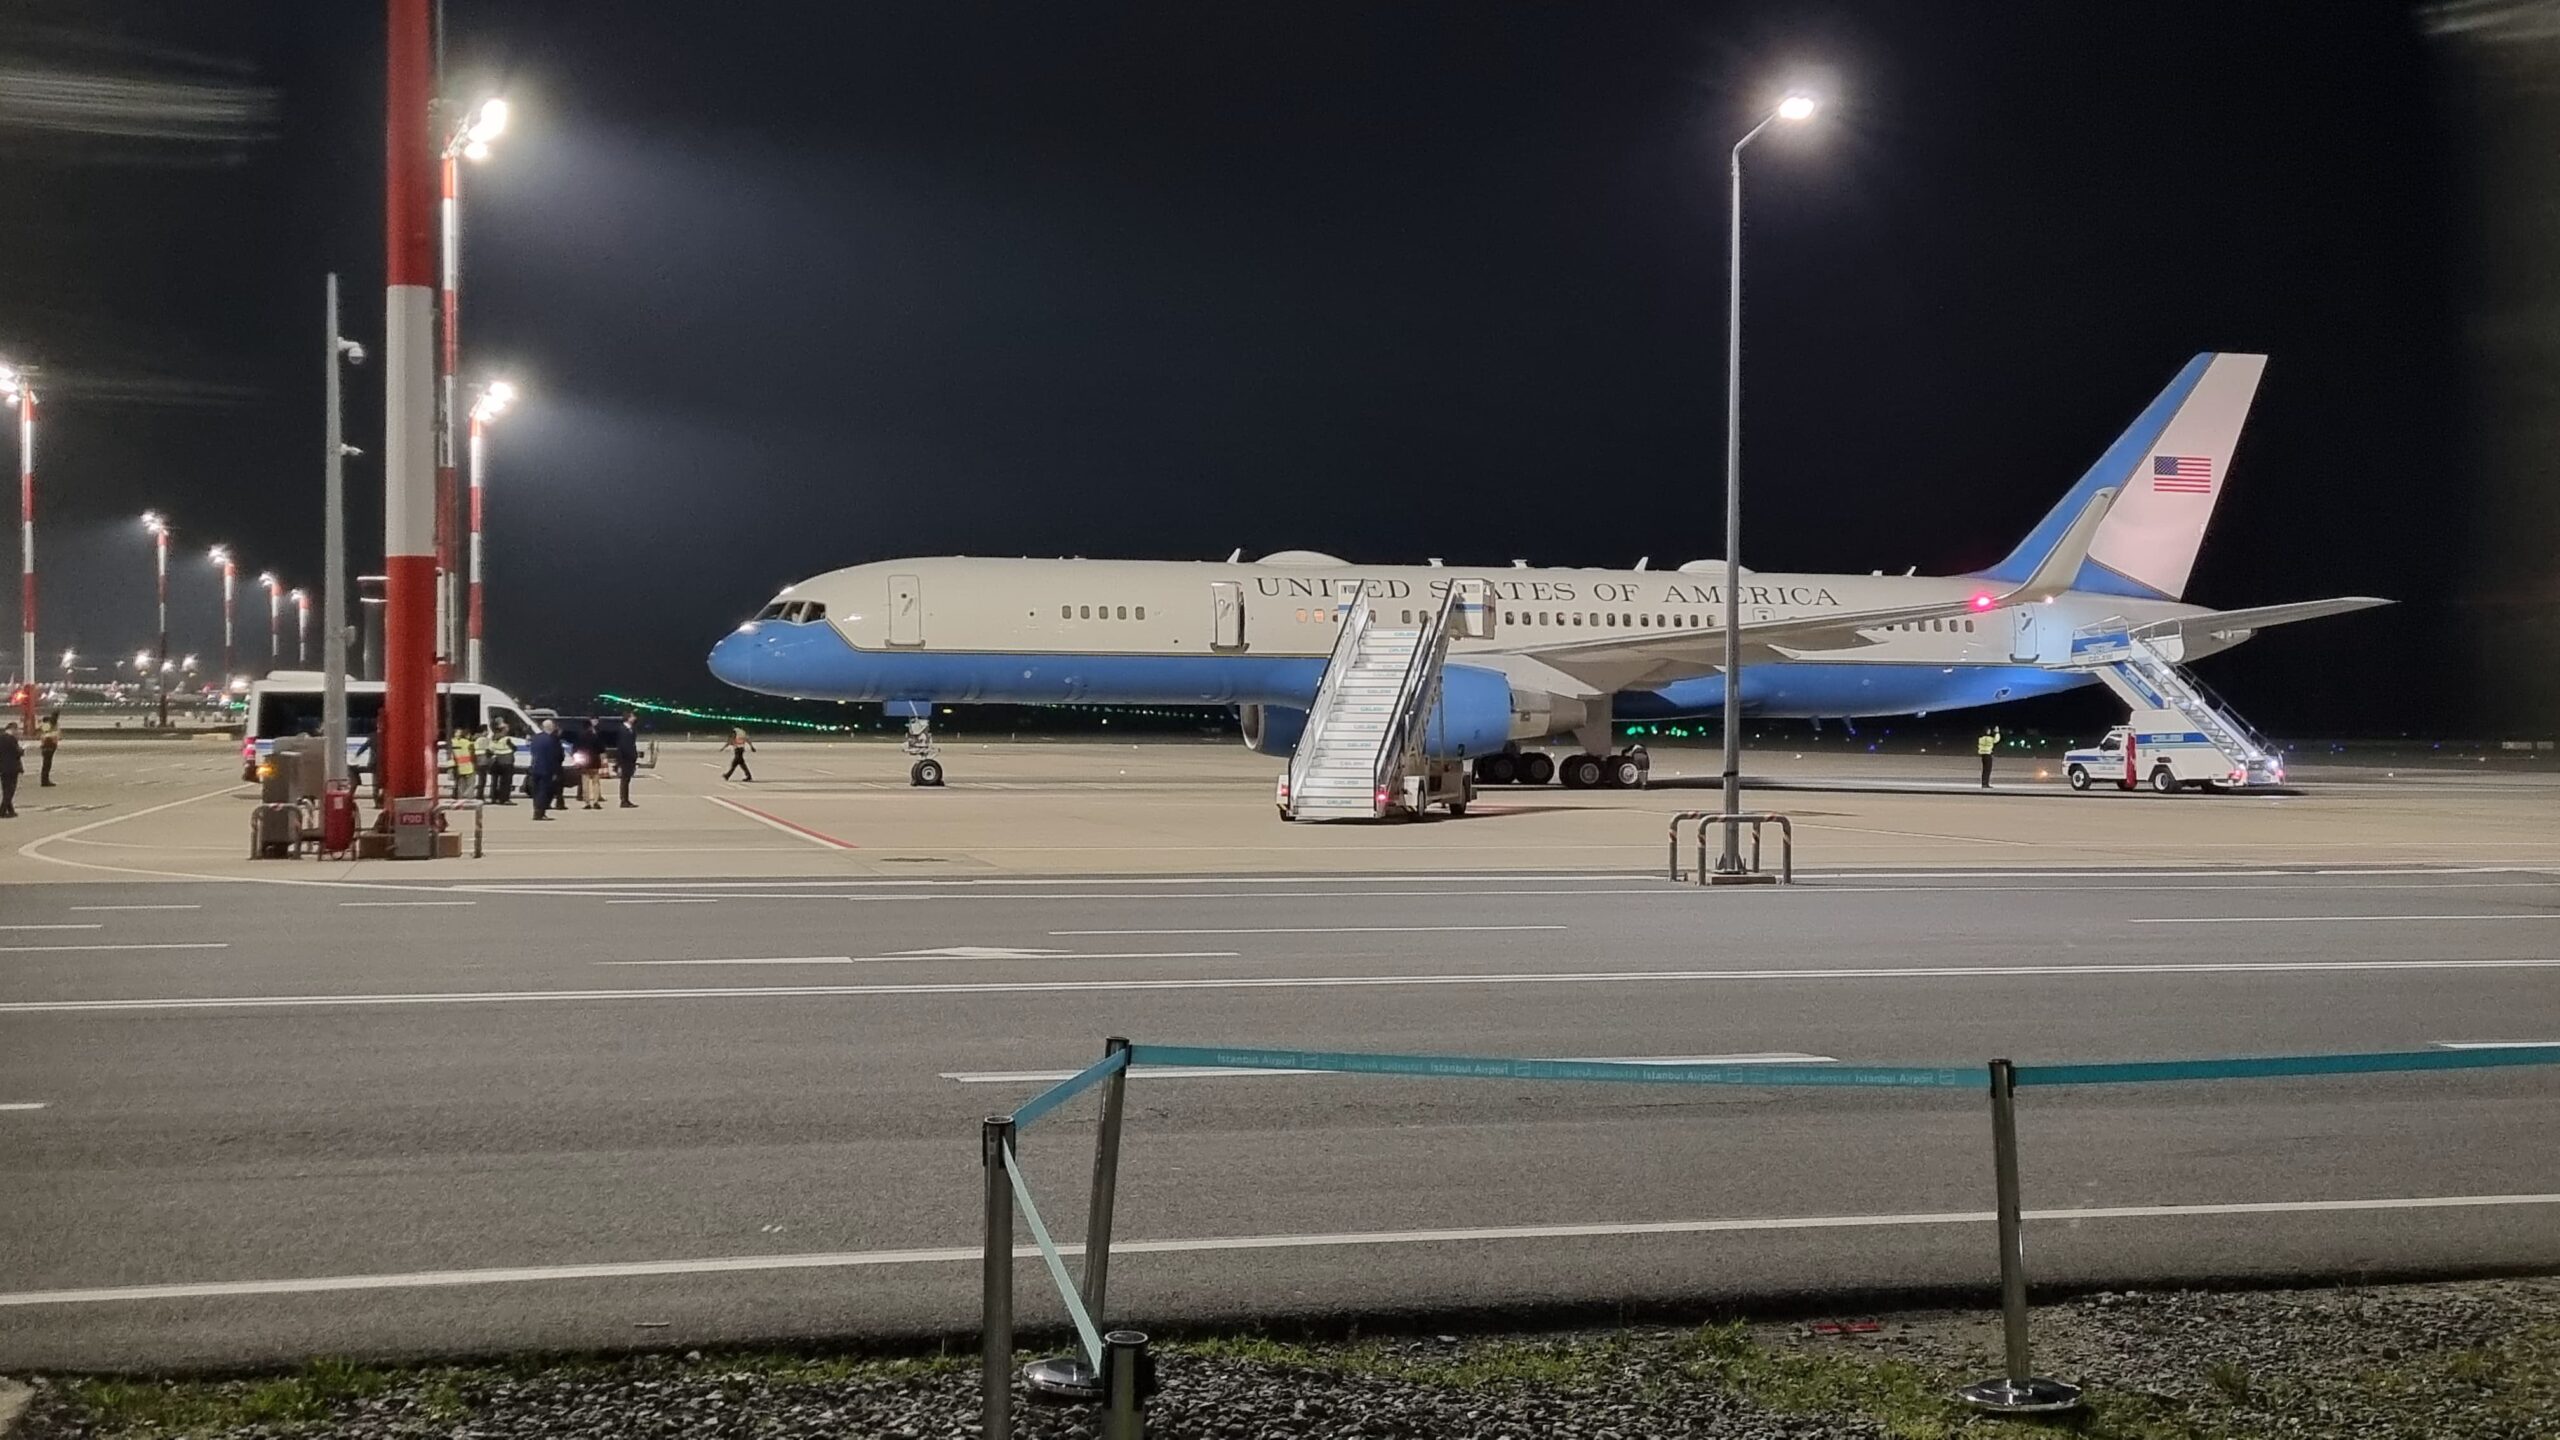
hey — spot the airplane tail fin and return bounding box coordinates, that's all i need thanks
[1977,352,2267,600]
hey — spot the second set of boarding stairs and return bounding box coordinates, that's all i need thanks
[2056,621,2284,786]
[1281,580,1489,821]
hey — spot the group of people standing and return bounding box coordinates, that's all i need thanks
[0,713,62,819]
[438,711,645,819]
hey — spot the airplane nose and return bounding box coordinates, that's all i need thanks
[707,626,762,689]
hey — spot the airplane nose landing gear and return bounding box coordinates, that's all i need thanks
[900,712,945,787]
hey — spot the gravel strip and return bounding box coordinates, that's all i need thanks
[8,1276,2554,1440]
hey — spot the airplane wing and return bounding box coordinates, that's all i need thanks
[1477,488,2120,694]
[2130,596,2392,646]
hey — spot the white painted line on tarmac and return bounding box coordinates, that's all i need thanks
[0,924,104,931]
[605,899,720,905]
[9,956,2555,1014]
[2133,914,2560,925]
[68,905,201,912]
[2433,1041,2560,1050]
[8,1191,2556,1307]
[942,1052,1840,1084]
[338,901,477,908]
[1048,924,1569,937]
[0,1102,46,1112]
[705,795,857,851]
[0,942,226,955]
[600,951,1245,968]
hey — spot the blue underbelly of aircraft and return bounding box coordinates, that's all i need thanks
[708,624,2093,720]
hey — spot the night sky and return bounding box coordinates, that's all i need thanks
[1,2,2536,735]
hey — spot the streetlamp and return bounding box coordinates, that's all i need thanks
[291,588,310,666]
[466,378,516,683]
[207,545,237,683]
[141,510,172,727]
[1714,88,1820,876]
[2,362,34,728]
[259,572,283,672]
[440,96,508,687]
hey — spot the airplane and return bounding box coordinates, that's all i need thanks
[708,353,2388,786]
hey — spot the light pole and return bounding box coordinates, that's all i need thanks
[207,545,237,684]
[141,511,172,727]
[3,363,35,727]
[292,588,311,667]
[440,96,507,692]
[260,572,283,672]
[466,378,515,683]
[1715,89,1819,875]
[326,272,366,786]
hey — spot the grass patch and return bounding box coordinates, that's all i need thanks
[67,1359,401,1434]
[1174,1332,1642,1391]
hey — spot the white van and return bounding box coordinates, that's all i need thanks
[239,673,538,782]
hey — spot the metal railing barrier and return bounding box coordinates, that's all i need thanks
[440,798,486,859]
[1666,810,1791,883]
[971,1038,2560,1425]
[981,1039,1147,1439]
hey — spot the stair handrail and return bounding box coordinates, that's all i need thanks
[1370,586,1464,805]
[2132,636,2277,762]
[1285,584,1377,809]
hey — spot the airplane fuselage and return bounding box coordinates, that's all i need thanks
[707,556,2222,730]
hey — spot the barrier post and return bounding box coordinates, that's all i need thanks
[1026,1035,1132,1403]
[981,1115,1017,1440]
[1956,1060,2081,1413]
[1102,1329,1150,1440]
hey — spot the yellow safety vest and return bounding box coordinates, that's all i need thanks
[1976,733,1998,756]
[452,737,476,774]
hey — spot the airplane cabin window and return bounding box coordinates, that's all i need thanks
[1061,605,1072,619]
[1080,605,1092,619]
[1116,606,1128,620]
[1135,606,1146,620]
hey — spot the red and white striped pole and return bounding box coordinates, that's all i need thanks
[260,573,281,672]
[293,589,311,667]
[207,546,236,683]
[383,0,438,804]
[465,379,512,685]
[436,144,460,686]
[8,372,34,728]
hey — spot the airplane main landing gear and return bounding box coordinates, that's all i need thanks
[1471,751,1557,787]
[903,716,945,787]
[1558,749,1649,790]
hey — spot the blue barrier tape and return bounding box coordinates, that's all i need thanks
[1128,1044,1977,1089]
[1001,1143,1103,1369]
[1012,1047,1131,1132]
[2016,1045,2560,1087]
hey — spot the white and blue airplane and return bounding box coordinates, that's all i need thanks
[709,353,2386,784]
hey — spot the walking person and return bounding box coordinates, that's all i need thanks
[37,711,59,787]
[575,721,604,810]
[1977,725,2002,789]
[722,727,755,782]
[526,719,564,820]
[0,722,21,818]
[614,711,642,808]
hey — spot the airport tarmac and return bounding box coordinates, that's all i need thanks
[4,736,2556,884]
[0,739,2554,1370]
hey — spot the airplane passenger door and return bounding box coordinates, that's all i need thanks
[1210,581,1245,650]
[888,574,924,647]
[2010,606,2039,664]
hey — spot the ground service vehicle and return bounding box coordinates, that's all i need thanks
[2064,711,2280,794]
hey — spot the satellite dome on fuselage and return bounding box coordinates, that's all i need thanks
[1257,550,1348,566]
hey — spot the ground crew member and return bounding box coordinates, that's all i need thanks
[37,711,59,787]
[450,729,476,799]
[0,722,20,818]
[614,711,642,808]
[1978,725,2002,788]
[484,721,516,805]
[526,719,564,820]
[722,727,755,782]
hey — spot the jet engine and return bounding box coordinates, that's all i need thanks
[1238,703,1308,757]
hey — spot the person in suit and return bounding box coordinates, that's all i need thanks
[0,722,21,818]
[526,719,565,820]
[614,711,642,808]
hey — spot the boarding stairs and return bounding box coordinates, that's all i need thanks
[2062,622,2284,785]
[1281,584,1468,821]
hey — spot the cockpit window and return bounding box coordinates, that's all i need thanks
[798,601,826,622]
[756,602,788,620]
